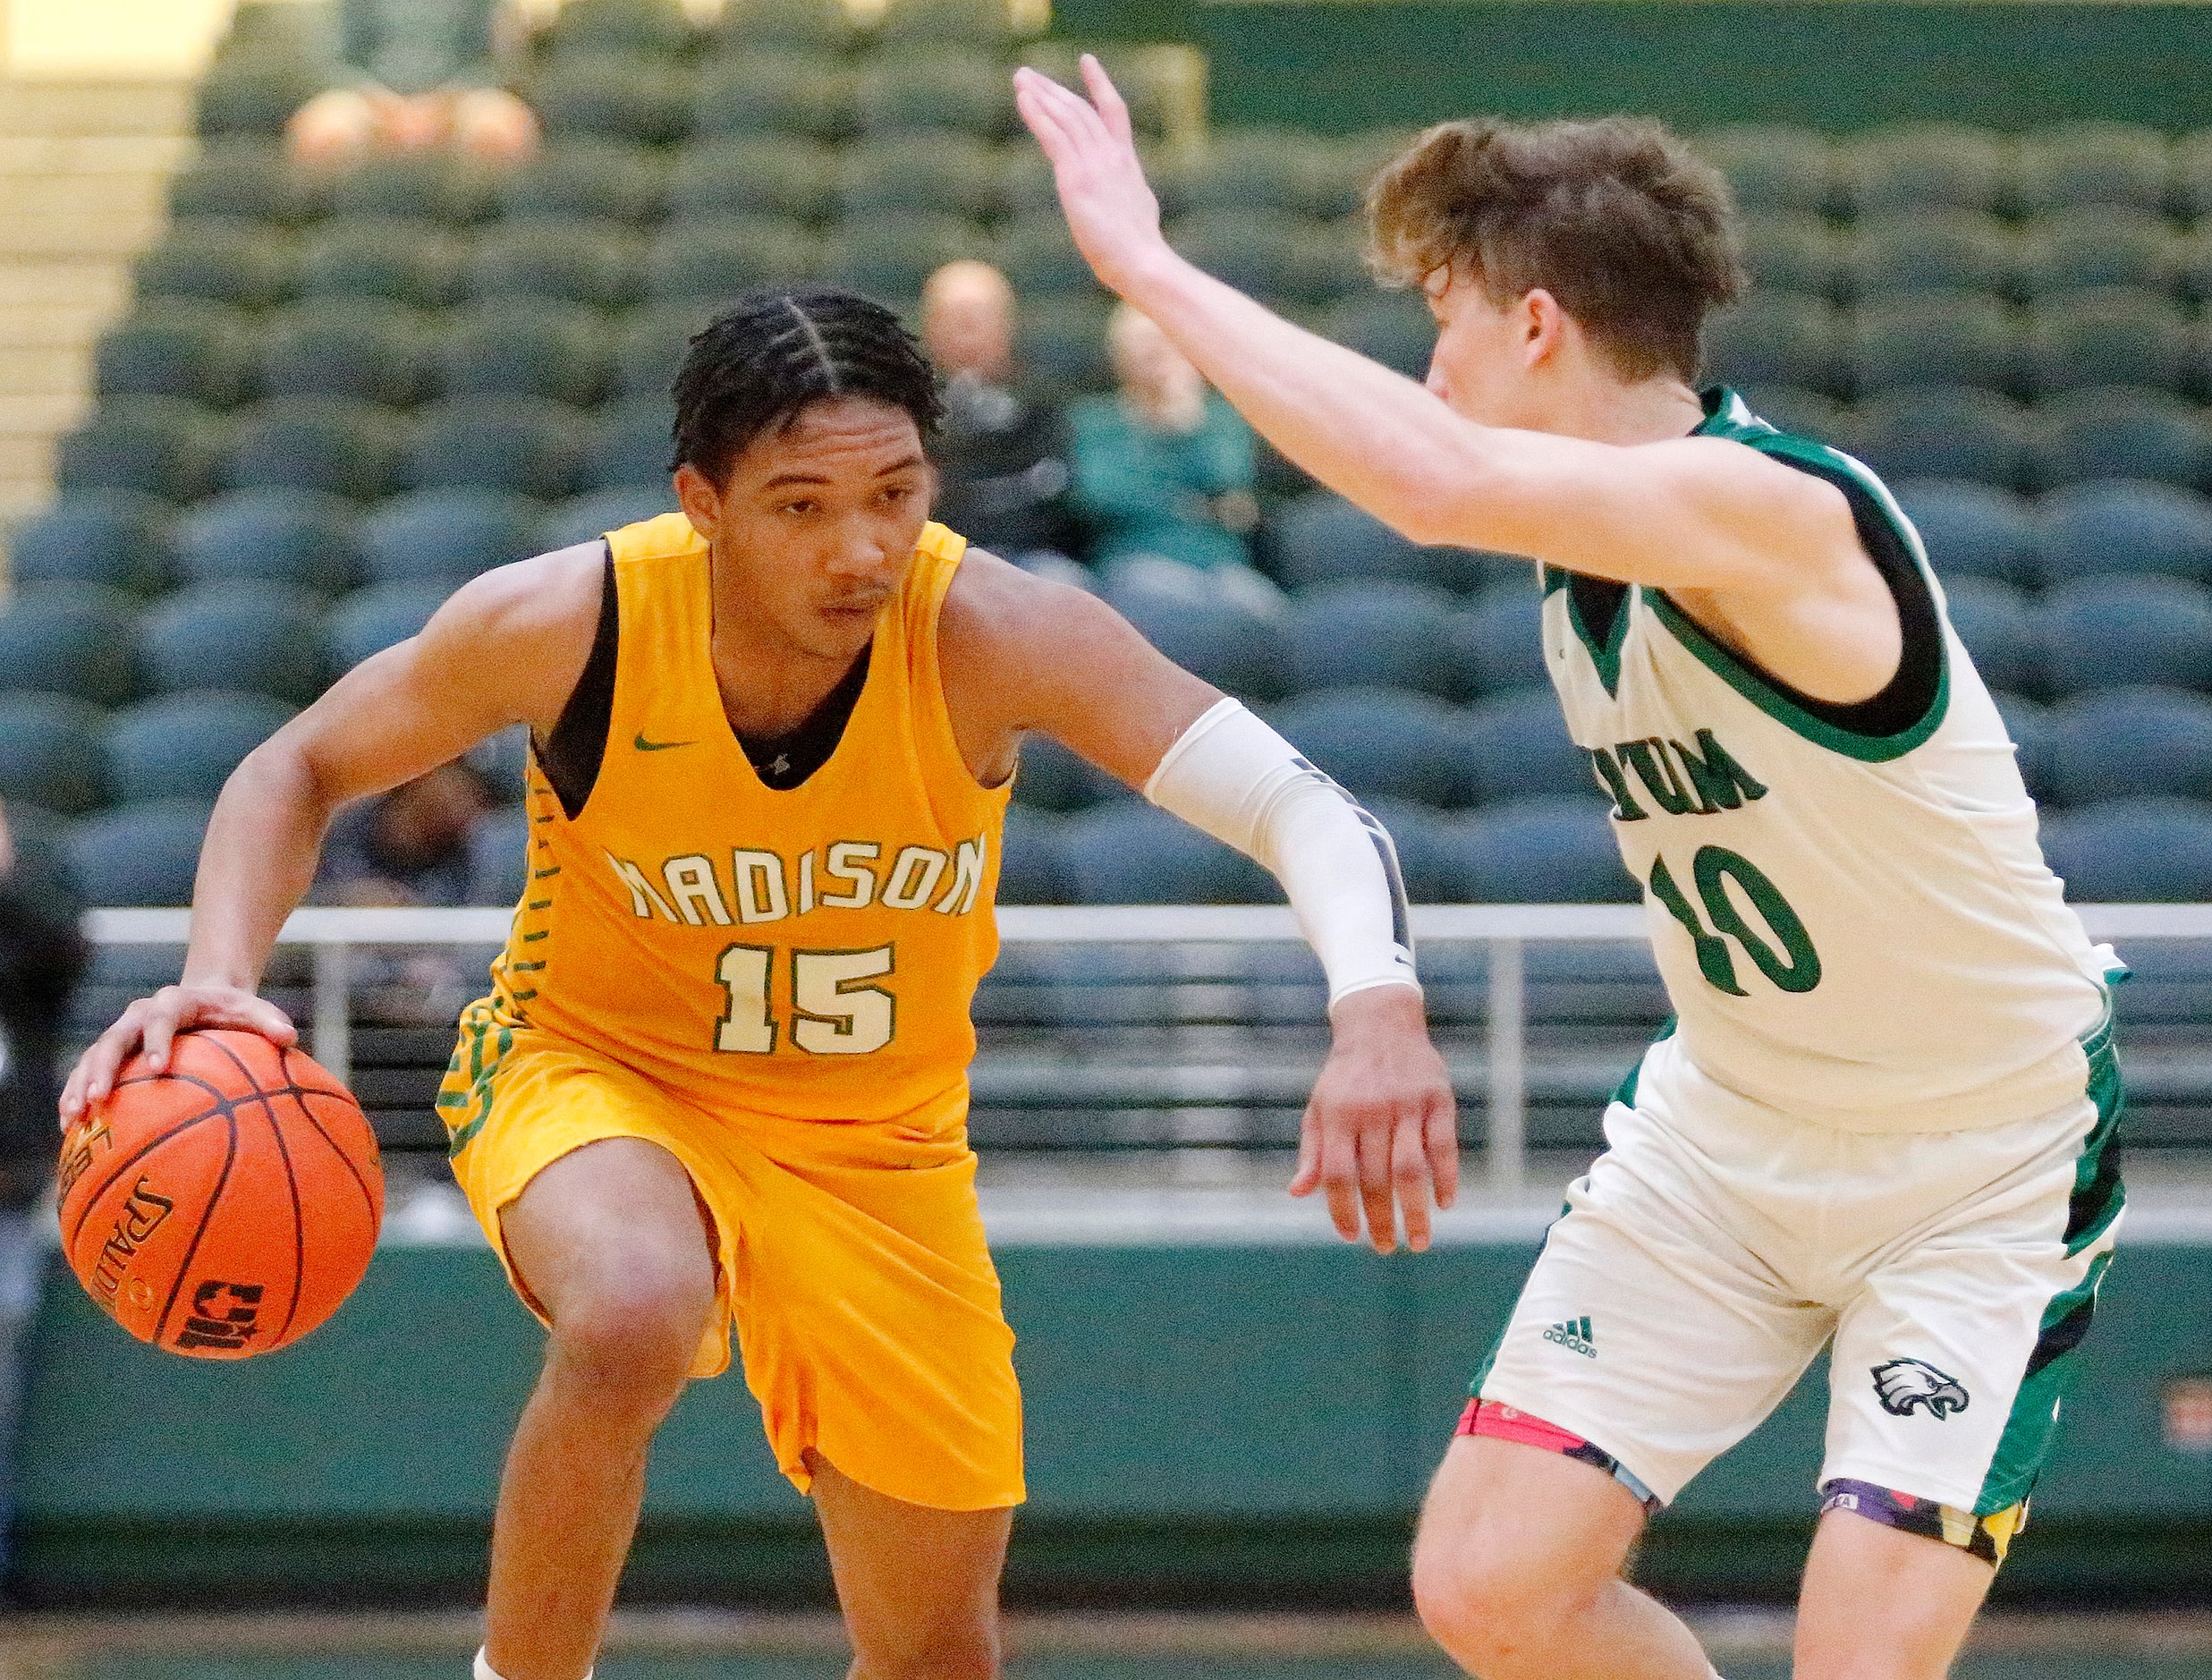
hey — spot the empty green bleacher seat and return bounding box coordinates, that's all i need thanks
[2045,686,2212,806]
[299,218,467,308]
[2042,573,2212,694]
[1061,802,1270,904]
[1848,293,2020,398]
[586,398,675,489]
[64,799,214,906]
[502,140,670,225]
[2016,123,2174,217]
[329,152,498,225]
[1447,590,1547,699]
[470,220,644,309]
[0,586,141,707]
[95,301,257,408]
[1103,560,1289,701]
[1462,686,1591,805]
[1288,224,1371,310]
[613,303,714,398]
[259,299,430,406]
[1013,293,1113,392]
[2017,209,2180,298]
[135,218,298,308]
[407,397,589,498]
[2025,289,2194,396]
[529,54,697,145]
[545,0,695,59]
[106,691,296,804]
[2038,480,2212,586]
[1165,210,1301,306]
[174,487,358,592]
[1735,385,1858,451]
[1739,215,1843,301]
[4,491,172,594]
[57,396,226,502]
[838,132,1006,218]
[169,139,322,225]
[193,50,326,140]
[1844,124,2013,216]
[999,215,1098,297]
[538,486,680,550]
[1268,490,1459,590]
[143,583,326,704]
[1318,291,1434,383]
[326,581,451,677]
[1283,580,1458,699]
[1854,385,2034,488]
[2038,386,2211,488]
[1009,732,1122,813]
[819,212,985,303]
[1273,686,1471,807]
[1891,478,2038,586]
[711,0,854,51]
[439,303,612,407]
[2039,795,2212,901]
[1445,797,1635,904]
[1993,691,2054,799]
[2174,129,2212,221]
[1706,293,1845,395]
[1697,125,1835,217]
[648,216,821,301]
[359,488,540,584]
[877,0,1022,47]
[858,51,1018,140]
[0,693,108,816]
[1169,129,1319,216]
[996,803,1072,905]
[669,136,840,223]
[224,397,408,499]
[694,53,856,140]
[1940,575,2041,693]
[1847,209,2015,299]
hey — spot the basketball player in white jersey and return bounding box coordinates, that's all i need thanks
[1020,62,2126,1680]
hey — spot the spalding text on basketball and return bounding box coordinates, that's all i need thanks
[89,1176,174,1310]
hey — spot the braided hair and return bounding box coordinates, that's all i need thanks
[670,286,945,482]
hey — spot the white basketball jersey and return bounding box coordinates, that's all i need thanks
[1545,389,2112,1133]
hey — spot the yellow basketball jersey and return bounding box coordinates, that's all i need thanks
[462,513,1009,1136]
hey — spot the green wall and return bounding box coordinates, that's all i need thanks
[16,1238,2212,1603]
[1053,2,2212,133]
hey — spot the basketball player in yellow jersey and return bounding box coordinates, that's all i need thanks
[64,287,1458,1680]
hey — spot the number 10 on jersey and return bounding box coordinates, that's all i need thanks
[715,944,897,1055]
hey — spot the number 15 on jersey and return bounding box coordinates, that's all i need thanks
[715,944,897,1056]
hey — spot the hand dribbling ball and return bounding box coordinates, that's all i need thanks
[58,1029,384,1358]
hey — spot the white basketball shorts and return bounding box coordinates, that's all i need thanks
[1469,1014,2124,1548]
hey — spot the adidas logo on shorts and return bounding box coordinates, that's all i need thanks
[1543,1316,1597,1359]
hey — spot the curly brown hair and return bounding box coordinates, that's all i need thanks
[1365,115,1744,385]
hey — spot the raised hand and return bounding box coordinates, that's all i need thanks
[1012,55,1174,297]
[1292,985,1461,1252]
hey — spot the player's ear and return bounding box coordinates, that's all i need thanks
[674,461,724,541]
[1520,286,1567,366]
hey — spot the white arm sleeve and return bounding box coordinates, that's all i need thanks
[1143,698,1419,1008]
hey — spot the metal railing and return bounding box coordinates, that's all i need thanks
[81,903,2212,1191]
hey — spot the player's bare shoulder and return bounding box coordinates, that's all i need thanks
[421,539,611,736]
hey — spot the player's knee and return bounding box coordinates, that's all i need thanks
[855,1613,998,1680]
[1411,1526,1575,1677]
[547,1256,712,1401]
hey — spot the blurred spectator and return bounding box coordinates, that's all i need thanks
[317,760,504,908]
[0,798,89,1574]
[920,261,1079,561]
[288,0,538,167]
[1070,305,1259,572]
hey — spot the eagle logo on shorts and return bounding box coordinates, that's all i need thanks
[1871,1358,1970,1419]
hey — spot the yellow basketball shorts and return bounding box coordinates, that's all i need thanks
[439,1008,1025,1512]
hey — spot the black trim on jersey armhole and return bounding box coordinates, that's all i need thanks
[538,544,618,820]
[1759,458,1944,741]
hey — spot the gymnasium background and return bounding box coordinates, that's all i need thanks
[0,0,2209,1672]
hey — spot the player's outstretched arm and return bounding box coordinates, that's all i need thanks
[942,555,1458,1251]
[60,546,604,1121]
[1013,59,1857,599]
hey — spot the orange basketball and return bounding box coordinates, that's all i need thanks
[57,1028,384,1359]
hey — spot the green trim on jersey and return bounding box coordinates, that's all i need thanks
[1973,1014,2126,1514]
[1646,390,1952,765]
[1545,564,1631,697]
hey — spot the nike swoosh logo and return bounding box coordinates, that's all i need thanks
[633,733,697,752]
